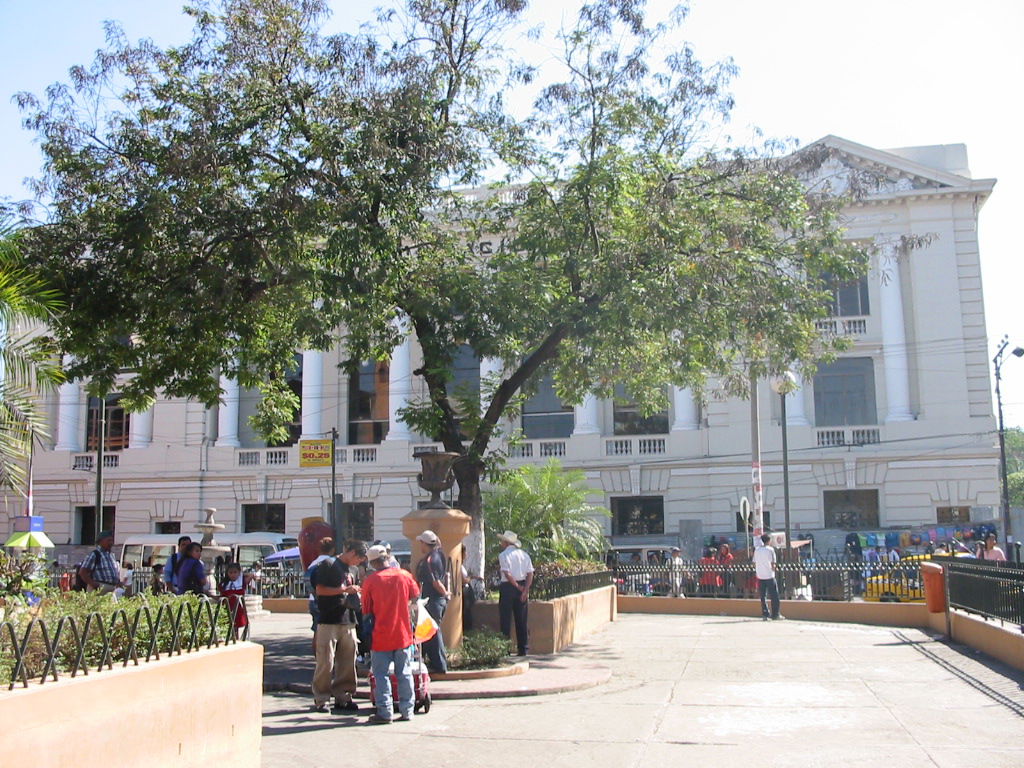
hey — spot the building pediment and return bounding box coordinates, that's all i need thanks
[792,135,995,203]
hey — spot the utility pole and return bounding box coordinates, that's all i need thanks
[994,337,1024,555]
[750,371,764,538]
[94,398,106,543]
[330,427,339,538]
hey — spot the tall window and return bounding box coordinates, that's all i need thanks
[937,506,971,524]
[522,374,574,439]
[76,505,116,545]
[329,501,375,541]
[825,273,870,317]
[270,355,303,447]
[813,357,877,426]
[824,490,880,529]
[613,384,669,435]
[348,361,389,444]
[243,503,286,533]
[86,395,130,451]
[611,496,664,536]
[735,509,772,532]
[451,344,481,403]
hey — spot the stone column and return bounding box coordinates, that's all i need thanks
[879,244,914,422]
[402,506,472,651]
[670,386,700,431]
[785,372,809,426]
[128,405,153,448]
[300,349,324,440]
[216,374,241,447]
[572,393,601,436]
[385,333,413,441]
[55,379,84,452]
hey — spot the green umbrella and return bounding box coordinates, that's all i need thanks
[3,531,55,548]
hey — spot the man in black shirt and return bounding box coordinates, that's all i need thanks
[311,538,367,713]
[416,530,451,674]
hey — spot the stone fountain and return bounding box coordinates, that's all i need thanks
[196,507,232,578]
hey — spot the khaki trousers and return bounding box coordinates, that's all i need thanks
[312,623,358,705]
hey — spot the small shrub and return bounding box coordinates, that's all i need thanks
[449,629,514,670]
[530,558,605,594]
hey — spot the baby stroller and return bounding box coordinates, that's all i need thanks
[367,640,432,715]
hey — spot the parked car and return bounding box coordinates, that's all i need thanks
[863,552,970,602]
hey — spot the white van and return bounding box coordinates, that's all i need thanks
[119,533,297,571]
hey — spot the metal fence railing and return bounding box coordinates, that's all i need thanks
[532,570,614,601]
[941,558,1024,625]
[611,559,928,602]
[0,597,247,690]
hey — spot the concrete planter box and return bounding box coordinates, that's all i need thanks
[0,643,263,768]
[472,585,617,655]
[617,595,931,627]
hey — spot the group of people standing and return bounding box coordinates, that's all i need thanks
[75,532,250,635]
[306,527,535,724]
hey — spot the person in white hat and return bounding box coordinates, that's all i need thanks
[415,530,450,673]
[498,531,534,656]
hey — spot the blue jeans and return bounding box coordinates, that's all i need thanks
[421,597,448,673]
[371,646,414,720]
[758,577,780,618]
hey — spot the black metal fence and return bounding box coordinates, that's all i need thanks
[612,559,927,602]
[942,558,1024,625]
[532,570,614,601]
[0,597,246,690]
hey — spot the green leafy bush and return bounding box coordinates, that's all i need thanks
[449,629,514,670]
[0,592,234,687]
[484,459,609,568]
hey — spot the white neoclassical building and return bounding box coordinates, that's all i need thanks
[5,136,1001,557]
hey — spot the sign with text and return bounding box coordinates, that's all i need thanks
[299,439,333,468]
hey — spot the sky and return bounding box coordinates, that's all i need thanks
[1,0,1022,424]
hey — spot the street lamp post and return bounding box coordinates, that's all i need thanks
[994,337,1024,557]
[771,373,798,559]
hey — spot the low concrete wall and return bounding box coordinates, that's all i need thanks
[0,643,263,768]
[474,585,617,655]
[618,595,931,627]
[263,597,309,613]
[926,609,1024,672]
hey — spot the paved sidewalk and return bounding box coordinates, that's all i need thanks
[254,612,611,698]
[258,613,1024,767]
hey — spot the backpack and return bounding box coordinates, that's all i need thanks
[72,549,102,592]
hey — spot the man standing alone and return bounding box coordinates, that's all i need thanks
[415,530,450,674]
[753,533,782,621]
[362,544,420,724]
[498,530,534,656]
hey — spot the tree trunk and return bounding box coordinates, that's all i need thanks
[455,459,486,583]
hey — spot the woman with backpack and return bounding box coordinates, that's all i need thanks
[175,543,210,596]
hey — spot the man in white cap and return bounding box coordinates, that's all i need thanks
[362,543,420,724]
[498,531,534,656]
[415,529,451,674]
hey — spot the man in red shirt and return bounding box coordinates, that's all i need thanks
[361,544,421,724]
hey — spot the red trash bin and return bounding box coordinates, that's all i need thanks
[921,561,946,613]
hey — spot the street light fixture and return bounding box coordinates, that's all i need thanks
[771,372,799,559]
[994,337,1024,557]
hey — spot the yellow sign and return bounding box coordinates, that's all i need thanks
[299,439,333,468]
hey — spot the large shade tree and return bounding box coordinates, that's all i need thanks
[16,0,866,575]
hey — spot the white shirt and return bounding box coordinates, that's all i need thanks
[499,546,535,582]
[752,544,776,580]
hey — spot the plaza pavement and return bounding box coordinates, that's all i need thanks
[256,612,1024,767]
